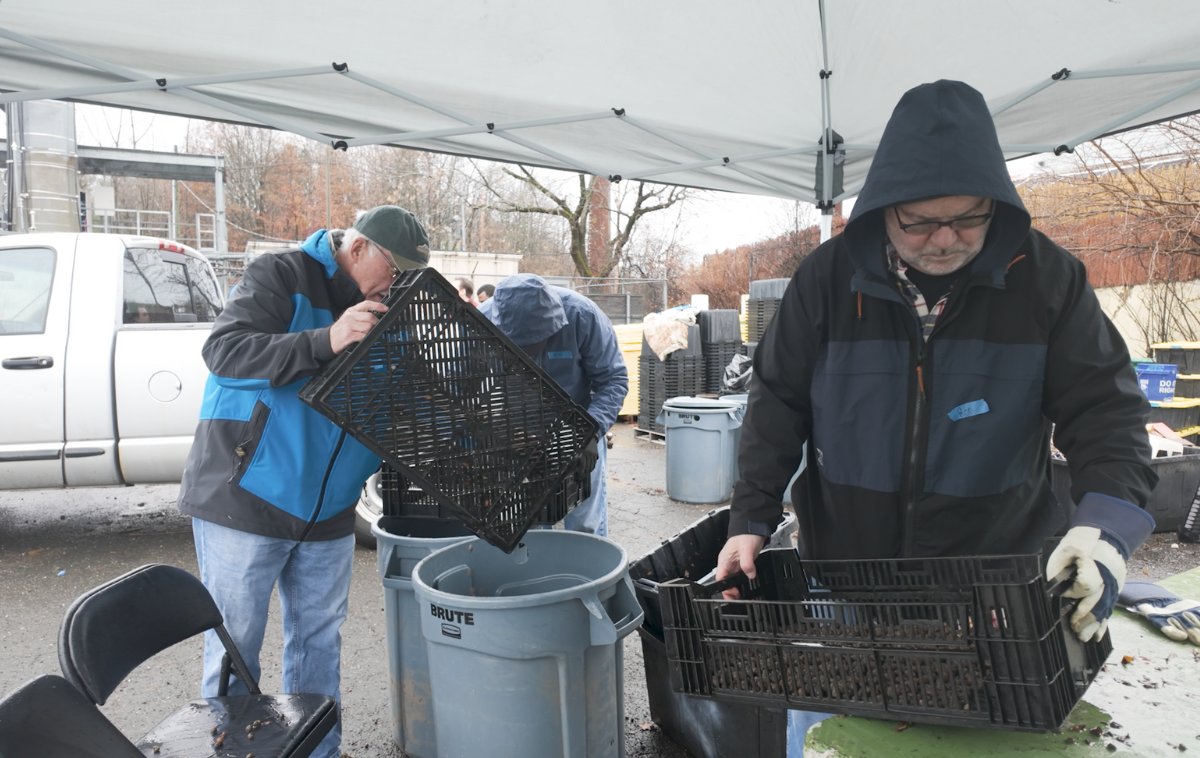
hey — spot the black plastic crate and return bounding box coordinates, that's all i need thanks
[748,278,789,300]
[1174,375,1200,398]
[1152,346,1200,374]
[378,461,589,525]
[699,310,743,343]
[628,506,797,758]
[638,350,705,433]
[300,267,599,552]
[638,629,786,758]
[1052,448,1200,532]
[703,341,743,394]
[1181,485,1200,542]
[1147,402,1200,432]
[747,299,780,343]
[659,546,1110,732]
[630,506,797,640]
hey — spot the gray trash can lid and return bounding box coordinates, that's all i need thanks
[661,396,742,413]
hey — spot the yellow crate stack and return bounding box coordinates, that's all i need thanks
[739,294,749,343]
[613,322,644,417]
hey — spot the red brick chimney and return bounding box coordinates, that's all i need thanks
[586,176,611,276]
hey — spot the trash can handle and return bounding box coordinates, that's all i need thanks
[580,578,643,646]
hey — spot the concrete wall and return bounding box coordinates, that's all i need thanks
[1095,280,1200,358]
[428,250,521,289]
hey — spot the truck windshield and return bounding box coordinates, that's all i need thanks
[0,247,55,335]
[122,248,223,324]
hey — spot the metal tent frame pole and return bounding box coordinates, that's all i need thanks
[2,23,1199,209]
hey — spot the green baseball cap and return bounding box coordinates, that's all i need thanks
[353,205,430,269]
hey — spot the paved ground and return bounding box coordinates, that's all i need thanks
[2,424,1198,757]
[0,422,710,757]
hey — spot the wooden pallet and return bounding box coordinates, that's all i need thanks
[634,427,666,445]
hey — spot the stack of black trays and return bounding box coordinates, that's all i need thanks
[638,324,704,434]
[747,278,788,343]
[1152,346,1200,375]
[300,267,599,552]
[698,310,743,394]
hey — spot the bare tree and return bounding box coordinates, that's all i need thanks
[481,167,689,279]
[1019,117,1200,354]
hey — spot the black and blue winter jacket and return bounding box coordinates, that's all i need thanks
[179,230,381,541]
[730,80,1157,560]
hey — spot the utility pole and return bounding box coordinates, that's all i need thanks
[171,145,178,241]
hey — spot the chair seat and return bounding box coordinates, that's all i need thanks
[133,693,337,758]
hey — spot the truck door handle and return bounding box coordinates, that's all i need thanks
[2,356,54,370]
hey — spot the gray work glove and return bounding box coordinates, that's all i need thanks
[1046,525,1126,642]
[1120,582,1200,646]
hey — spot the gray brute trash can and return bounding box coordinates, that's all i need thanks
[373,516,475,758]
[412,530,643,758]
[657,396,744,503]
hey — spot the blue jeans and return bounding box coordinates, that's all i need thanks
[192,518,355,758]
[563,440,607,536]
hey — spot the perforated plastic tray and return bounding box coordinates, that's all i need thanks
[378,461,590,525]
[300,267,598,552]
[659,545,1110,732]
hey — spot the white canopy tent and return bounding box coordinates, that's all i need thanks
[3,0,1200,214]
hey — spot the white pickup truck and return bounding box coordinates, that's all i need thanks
[0,232,222,490]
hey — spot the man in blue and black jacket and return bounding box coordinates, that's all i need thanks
[179,205,429,758]
[720,79,1159,638]
[718,79,1162,754]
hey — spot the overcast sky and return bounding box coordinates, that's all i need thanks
[6,104,1141,257]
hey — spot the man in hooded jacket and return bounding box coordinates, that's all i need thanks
[715,81,1159,753]
[179,205,430,758]
[480,274,628,535]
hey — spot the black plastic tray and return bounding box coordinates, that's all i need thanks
[746,298,780,343]
[639,628,786,758]
[378,461,589,525]
[703,341,743,394]
[1181,484,1200,543]
[300,267,599,552]
[628,506,797,758]
[1152,347,1200,374]
[1052,448,1200,532]
[659,546,1110,732]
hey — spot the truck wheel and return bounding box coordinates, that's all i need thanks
[354,471,384,549]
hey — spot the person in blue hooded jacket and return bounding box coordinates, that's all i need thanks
[715,81,1162,755]
[480,274,629,536]
[178,205,429,758]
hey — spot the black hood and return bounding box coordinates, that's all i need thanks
[844,80,1031,289]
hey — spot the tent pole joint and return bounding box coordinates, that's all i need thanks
[612,108,626,117]
[332,62,348,72]
[1054,144,1074,156]
[333,140,348,151]
[1052,67,1072,81]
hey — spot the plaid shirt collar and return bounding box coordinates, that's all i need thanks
[887,243,948,342]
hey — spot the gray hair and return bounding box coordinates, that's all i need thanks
[340,227,387,259]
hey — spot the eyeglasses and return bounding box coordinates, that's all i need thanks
[367,241,402,284]
[894,202,994,236]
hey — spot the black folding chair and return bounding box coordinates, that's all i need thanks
[0,674,141,758]
[57,564,337,758]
